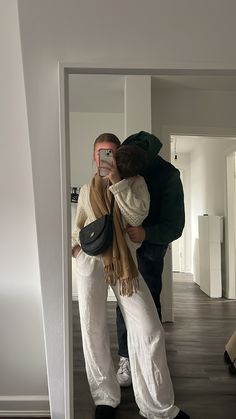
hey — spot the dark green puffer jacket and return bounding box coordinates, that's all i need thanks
[123,131,185,245]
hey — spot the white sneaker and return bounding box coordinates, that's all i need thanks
[116,357,132,387]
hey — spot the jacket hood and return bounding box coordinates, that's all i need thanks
[123,131,162,164]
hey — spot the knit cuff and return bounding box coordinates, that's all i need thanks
[109,179,129,194]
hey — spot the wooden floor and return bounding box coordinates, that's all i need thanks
[73,273,236,419]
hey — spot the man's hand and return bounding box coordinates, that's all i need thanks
[126,225,146,243]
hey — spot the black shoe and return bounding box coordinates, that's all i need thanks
[95,405,117,419]
[175,410,190,419]
[228,363,236,375]
[224,350,232,365]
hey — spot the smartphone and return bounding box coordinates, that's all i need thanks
[99,149,113,177]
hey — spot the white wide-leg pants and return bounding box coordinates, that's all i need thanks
[75,251,179,419]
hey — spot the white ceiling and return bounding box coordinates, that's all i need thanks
[69,74,236,113]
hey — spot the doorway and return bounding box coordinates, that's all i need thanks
[170,133,236,296]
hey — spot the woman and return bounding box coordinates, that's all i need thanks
[72,133,190,419]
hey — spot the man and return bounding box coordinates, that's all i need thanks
[116,131,185,387]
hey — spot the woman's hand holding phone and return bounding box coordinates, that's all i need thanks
[99,149,121,184]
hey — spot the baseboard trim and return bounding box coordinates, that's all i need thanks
[0,396,50,417]
[162,306,173,323]
[0,411,50,417]
[0,396,49,401]
[72,292,78,300]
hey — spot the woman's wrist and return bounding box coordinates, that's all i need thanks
[110,174,121,184]
[72,244,81,258]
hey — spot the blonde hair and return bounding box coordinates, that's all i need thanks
[93,133,121,150]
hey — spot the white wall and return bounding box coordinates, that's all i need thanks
[16,0,236,417]
[70,112,124,186]
[0,1,48,416]
[124,76,151,136]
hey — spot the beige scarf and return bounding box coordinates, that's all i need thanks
[89,174,138,296]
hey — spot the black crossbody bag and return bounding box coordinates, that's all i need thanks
[79,195,115,256]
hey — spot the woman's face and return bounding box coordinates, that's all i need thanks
[94,142,118,169]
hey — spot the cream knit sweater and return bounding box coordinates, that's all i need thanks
[72,176,150,264]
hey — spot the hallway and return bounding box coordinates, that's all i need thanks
[73,274,236,419]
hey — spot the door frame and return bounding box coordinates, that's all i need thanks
[162,125,236,284]
[225,148,236,298]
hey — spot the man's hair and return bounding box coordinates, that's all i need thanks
[93,133,121,149]
[115,145,148,178]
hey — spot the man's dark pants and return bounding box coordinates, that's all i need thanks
[116,242,168,358]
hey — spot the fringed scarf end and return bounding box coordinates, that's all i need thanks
[104,258,139,296]
[104,258,122,286]
[119,275,139,297]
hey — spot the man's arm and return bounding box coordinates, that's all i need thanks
[144,171,185,245]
